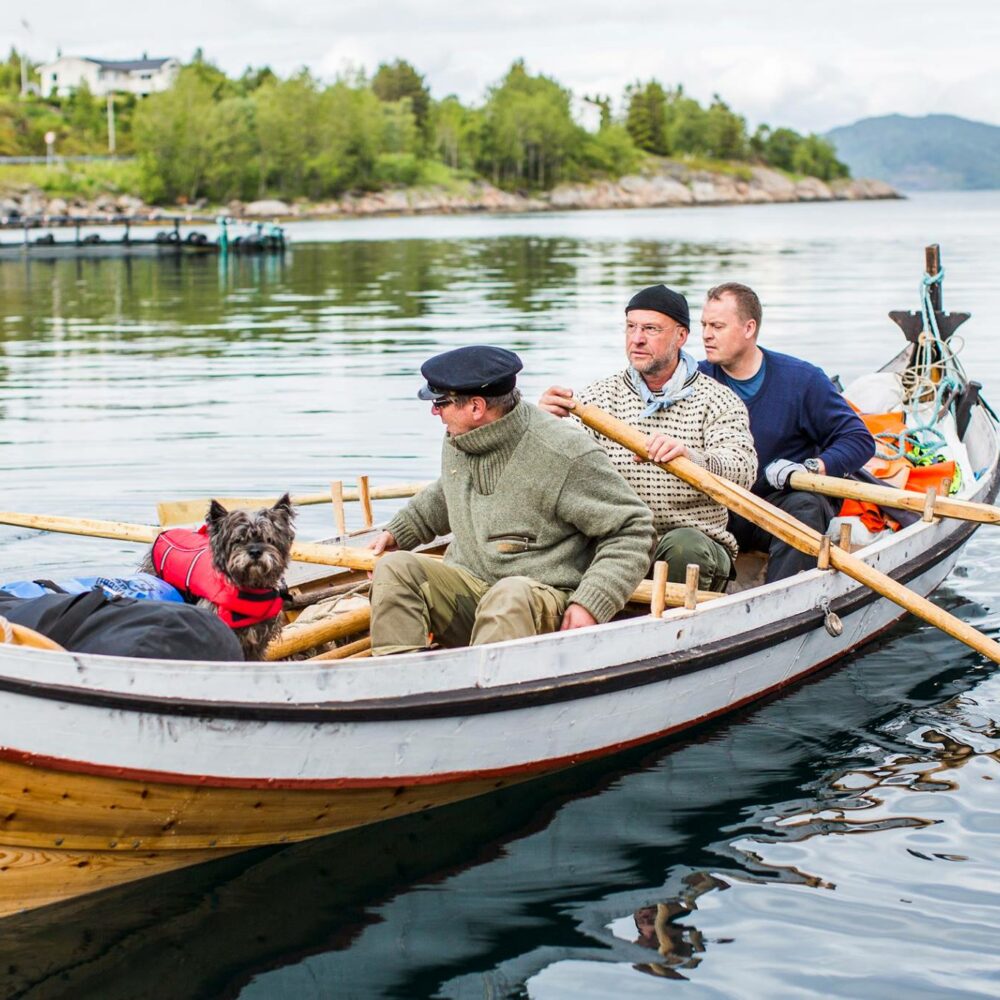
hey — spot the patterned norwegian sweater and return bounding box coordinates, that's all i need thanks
[577,369,757,560]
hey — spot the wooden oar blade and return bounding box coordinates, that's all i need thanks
[157,494,329,526]
[157,482,430,526]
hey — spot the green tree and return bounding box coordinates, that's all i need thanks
[480,60,583,189]
[186,50,236,101]
[580,123,640,176]
[625,80,669,154]
[584,93,612,131]
[308,80,384,195]
[62,82,105,152]
[431,95,481,171]
[380,98,419,154]
[372,60,431,144]
[791,133,849,180]
[202,96,259,199]
[664,88,709,156]
[133,67,220,201]
[703,95,748,159]
[253,72,319,196]
[0,48,28,96]
[237,65,277,95]
[759,126,801,171]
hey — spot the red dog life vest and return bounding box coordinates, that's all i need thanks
[151,526,283,629]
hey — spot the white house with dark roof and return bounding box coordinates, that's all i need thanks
[37,56,181,98]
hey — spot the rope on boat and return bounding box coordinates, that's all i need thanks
[0,616,12,645]
[875,267,966,487]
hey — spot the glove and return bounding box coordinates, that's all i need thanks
[765,458,806,490]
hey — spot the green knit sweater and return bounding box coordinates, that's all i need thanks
[386,401,654,623]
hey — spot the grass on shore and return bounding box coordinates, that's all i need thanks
[0,160,144,200]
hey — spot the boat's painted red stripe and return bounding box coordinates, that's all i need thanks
[0,623,897,791]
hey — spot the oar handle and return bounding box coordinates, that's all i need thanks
[788,470,1000,525]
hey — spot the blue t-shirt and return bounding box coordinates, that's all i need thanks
[721,356,767,401]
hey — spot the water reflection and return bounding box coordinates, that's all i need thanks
[630,873,726,981]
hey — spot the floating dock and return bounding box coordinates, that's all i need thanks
[0,215,288,259]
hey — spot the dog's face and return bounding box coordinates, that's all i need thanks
[206,494,295,589]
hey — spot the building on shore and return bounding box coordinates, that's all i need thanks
[37,56,180,98]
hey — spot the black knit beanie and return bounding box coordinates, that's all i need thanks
[625,285,691,330]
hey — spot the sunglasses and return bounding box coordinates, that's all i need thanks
[431,394,459,409]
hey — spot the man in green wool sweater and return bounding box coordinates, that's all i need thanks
[368,345,654,656]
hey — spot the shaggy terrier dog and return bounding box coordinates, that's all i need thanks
[143,495,295,660]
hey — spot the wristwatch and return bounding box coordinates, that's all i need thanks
[804,458,822,474]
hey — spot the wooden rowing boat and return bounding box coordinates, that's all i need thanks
[0,266,996,917]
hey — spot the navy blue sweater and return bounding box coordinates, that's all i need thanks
[699,349,875,496]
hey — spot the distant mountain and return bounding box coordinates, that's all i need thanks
[824,114,1000,191]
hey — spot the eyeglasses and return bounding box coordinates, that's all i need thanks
[431,395,457,409]
[625,321,672,337]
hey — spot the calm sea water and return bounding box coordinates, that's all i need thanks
[1,192,999,998]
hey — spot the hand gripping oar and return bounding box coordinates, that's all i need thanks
[571,399,1000,664]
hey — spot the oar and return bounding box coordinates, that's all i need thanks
[571,399,1000,664]
[788,470,1000,525]
[0,511,380,573]
[0,507,725,622]
[157,482,429,527]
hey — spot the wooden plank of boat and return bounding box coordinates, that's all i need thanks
[0,757,535,916]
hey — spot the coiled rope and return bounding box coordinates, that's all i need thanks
[875,267,966,478]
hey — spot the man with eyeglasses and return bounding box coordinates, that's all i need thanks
[367,345,654,656]
[540,284,756,592]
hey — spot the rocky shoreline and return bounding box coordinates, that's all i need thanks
[0,162,899,223]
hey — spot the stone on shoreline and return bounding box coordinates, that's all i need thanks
[0,162,901,225]
[243,199,293,217]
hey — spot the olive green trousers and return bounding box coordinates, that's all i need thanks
[370,551,571,656]
[652,527,732,592]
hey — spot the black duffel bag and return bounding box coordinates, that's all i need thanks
[0,587,244,661]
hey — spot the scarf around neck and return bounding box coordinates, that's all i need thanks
[628,349,698,417]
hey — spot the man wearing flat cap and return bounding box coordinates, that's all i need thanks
[540,285,756,591]
[367,345,654,655]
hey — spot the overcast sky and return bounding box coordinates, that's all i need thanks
[7,1,998,133]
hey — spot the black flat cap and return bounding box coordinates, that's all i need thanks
[417,345,523,400]
[626,284,690,330]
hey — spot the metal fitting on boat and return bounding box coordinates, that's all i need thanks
[818,598,843,638]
